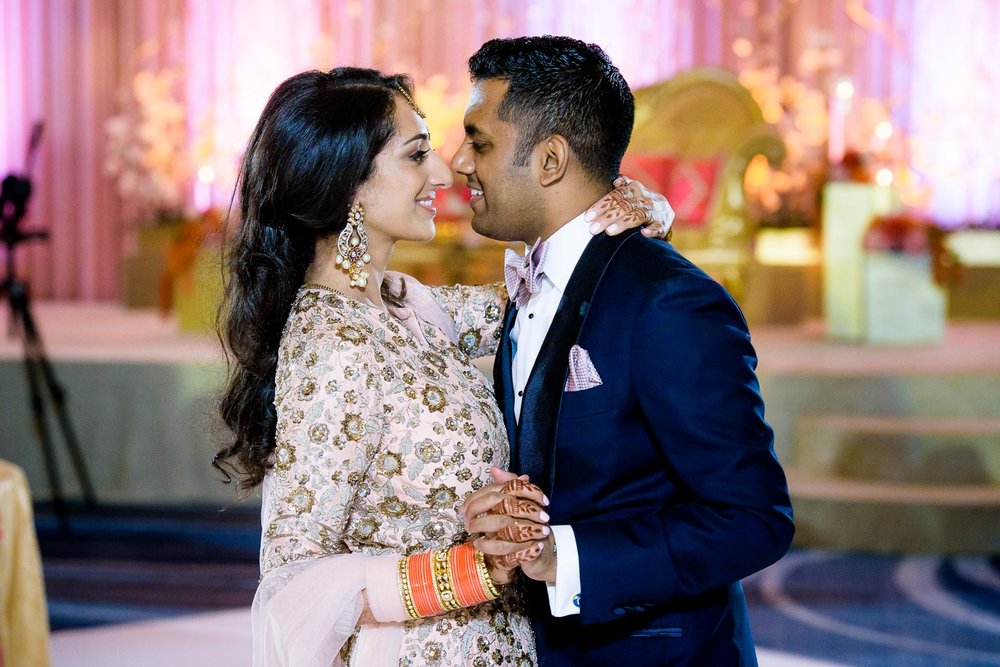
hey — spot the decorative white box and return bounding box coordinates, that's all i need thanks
[864,252,947,344]
[822,183,896,340]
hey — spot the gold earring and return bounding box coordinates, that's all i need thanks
[335,203,371,288]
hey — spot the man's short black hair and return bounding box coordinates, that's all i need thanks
[468,35,634,184]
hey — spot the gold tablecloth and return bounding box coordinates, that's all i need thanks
[0,460,50,666]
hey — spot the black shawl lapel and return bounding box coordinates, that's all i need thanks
[494,300,520,468]
[517,229,640,496]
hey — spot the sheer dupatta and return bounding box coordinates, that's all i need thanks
[251,481,408,666]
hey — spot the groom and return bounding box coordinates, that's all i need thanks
[457,36,794,666]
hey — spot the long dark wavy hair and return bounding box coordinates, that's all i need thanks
[214,67,411,490]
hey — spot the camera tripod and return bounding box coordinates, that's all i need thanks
[2,124,96,530]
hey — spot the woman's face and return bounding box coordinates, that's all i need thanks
[356,97,453,246]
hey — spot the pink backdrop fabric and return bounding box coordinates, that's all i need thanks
[0,0,991,300]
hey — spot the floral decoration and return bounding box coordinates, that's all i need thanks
[104,67,191,224]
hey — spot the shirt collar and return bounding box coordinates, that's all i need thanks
[532,210,592,293]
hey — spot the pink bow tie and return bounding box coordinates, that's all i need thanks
[504,240,549,309]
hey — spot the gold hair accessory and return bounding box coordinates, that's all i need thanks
[394,83,426,118]
[336,202,371,288]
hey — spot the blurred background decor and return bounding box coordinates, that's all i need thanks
[104,51,192,309]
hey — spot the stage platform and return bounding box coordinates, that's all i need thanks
[2,302,998,552]
[47,607,849,667]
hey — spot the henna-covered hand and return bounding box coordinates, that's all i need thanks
[585,176,675,240]
[461,469,548,523]
[483,540,546,584]
[495,520,550,543]
[461,468,558,584]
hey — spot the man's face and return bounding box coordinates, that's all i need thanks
[451,79,542,244]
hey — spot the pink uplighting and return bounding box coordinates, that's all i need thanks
[1,0,999,299]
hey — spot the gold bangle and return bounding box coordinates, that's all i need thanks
[474,548,504,600]
[432,548,462,612]
[397,556,420,620]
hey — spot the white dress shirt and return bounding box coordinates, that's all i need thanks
[509,211,591,617]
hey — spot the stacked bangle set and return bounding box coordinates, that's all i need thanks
[398,543,503,619]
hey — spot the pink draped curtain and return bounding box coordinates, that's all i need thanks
[0,0,993,300]
[1,0,184,299]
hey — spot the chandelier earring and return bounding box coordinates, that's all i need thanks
[335,203,371,288]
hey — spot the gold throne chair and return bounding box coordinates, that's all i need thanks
[626,67,786,300]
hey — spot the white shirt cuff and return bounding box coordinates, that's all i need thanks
[545,524,581,616]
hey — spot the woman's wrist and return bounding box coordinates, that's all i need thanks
[397,543,502,619]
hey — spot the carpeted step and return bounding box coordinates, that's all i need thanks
[786,467,1000,553]
[794,414,1000,485]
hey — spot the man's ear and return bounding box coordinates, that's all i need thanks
[536,135,570,187]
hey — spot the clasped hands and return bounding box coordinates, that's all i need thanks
[461,467,556,586]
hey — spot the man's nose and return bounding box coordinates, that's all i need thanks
[451,145,472,174]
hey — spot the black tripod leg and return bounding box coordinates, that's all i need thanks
[20,305,98,508]
[20,340,71,530]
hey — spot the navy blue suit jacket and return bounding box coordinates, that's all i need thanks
[494,230,794,666]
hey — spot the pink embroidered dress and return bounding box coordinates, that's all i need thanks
[255,280,535,666]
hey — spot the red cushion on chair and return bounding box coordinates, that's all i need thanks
[619,154,722,228]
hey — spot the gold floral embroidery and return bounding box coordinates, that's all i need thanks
[422,385,446,412]
[485,301,501,322]
[337,324,366,344]
[421,642,444,662]
[416,439,442,463]
[376,451,403,476]
[298,378,317,399]
[422,352,447,373]
[459,330,482,356]
[379,497,408,518]
[352,516,380,541]
[308,423,329,444]
[295,291,318,312]
[286,486,315,513]
[274,443,296,470]
[341,414,365,441]
[427,484,458,509]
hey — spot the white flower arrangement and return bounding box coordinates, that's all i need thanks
[104,67,191,225]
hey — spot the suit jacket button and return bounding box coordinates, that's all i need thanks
[613,607,626,617]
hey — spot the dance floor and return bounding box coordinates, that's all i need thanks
[47,608,850,667]
[34,504,1000,667]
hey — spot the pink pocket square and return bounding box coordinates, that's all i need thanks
[565,344,603,392]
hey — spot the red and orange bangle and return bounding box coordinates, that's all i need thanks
[399,543,503,619]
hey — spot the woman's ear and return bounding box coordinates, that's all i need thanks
[536,135,569,187]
